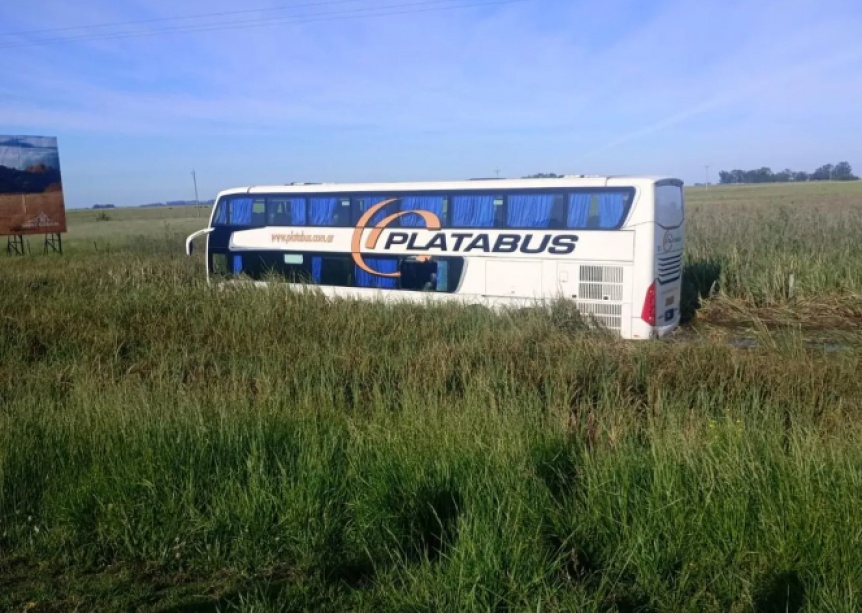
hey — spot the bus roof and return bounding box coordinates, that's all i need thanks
[216,176,683,198]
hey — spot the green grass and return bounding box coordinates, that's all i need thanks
[1,183,861,611]
[682,182,862,328]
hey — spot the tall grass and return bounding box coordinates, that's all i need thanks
[684,183,862,309]
[2,251,861,611]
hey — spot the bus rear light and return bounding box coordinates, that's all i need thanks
[641,281,656,326]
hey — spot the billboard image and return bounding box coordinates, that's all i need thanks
[0,135,67,236]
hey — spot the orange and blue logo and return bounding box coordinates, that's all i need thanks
[350,197,580,277]
[351,198,441,278]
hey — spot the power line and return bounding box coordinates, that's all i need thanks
[0,0,365,38]
[0,0,523,50]
[1,0,515,48]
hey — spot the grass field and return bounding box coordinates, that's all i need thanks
[1,182,861,611]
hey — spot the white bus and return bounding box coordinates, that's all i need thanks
[184,176,684,340]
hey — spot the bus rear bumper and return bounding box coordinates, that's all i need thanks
[652,321,680,339]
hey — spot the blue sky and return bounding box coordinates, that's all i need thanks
[1,0,861,207]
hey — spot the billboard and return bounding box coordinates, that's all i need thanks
[0,135,67,236]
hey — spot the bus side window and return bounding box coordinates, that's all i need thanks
[319,255,354,287]
[251,199,267,226]
[354,195,398,227]
[436,260,448,291]
[336,198,351,226]
[399,258,438,291]
[330,198,351,227]
[494,196,504,227]
[269,200,286,225]
[212,199,229,225]
[550,194,566,228]
[269,198,307,225]
[587,195,600,228]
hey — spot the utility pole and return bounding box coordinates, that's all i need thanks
[704,165,710,190]
[191,170,201,215]
[494,167,500,179]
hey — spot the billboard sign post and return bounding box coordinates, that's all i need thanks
[0,135,67,255]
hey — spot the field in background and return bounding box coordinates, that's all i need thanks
[682,181,862,341]
[52,181,862,340]
[54,203,210,250]
[1,182,861,611]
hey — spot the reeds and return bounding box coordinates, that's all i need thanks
[2,242,861,610]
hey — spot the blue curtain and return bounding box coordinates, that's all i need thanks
[567,194,591,228]
[400,196,444,226]
[289,198,306,224]
[214,201,228,224]
[567,192,627,229]
[232,254,243,274]
[312,256,322,283]
[597,193,625,228]
[507,194,554,228]
[355,258,397,289]
[452,195,495,227]
[358,195,391,226]
[229,198,253,225]
[309,197,338,225]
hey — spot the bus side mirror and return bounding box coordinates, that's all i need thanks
[185,227,214,256]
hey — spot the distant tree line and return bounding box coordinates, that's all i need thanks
[92,204,116,209]
[139,199,215,208]
[718,162,857,184]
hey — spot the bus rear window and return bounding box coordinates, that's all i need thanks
[655,185,683,228]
